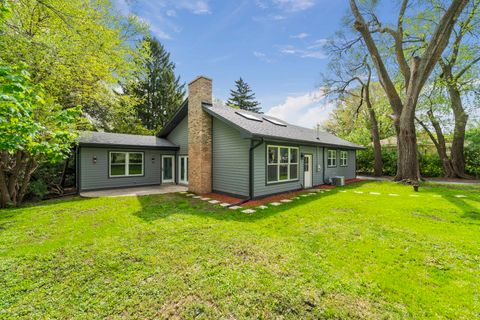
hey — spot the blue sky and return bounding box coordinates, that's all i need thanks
[113,0,358,128]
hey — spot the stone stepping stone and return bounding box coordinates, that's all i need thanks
[300,194,309,197]
[369,192,380,195]
[242,209,256,214]
[179,191,188,194]
[186,193,195,197]
[432,195,442,198]
[339,190,347,193]
[409,194,420,197]
[354,191,364,194]
[280,199,292,203]
[192,196,202,199]
[208,200,220,204]
[293,197,300,200]
[325,189,331,192]
[270,202,282,206]
[229,206,242,210]
[308,193,316,195]
[200,197,211,201]
[219,203,231,207]
[257,205,268,209]
[388,193,400,197]
[454,195,467,198]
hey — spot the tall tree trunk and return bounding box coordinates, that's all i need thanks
[448,84,469,178]
[417,112,455,177]
[395,94,419,181]
[363,79,383,176]
[369,109,383,176]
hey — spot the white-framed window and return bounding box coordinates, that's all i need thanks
[327,149,337,167]
[267,145,299,183]
[340,150,348,167]
[109,152,144,177]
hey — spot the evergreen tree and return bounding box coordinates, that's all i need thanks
[127,36,185,131]
[226,78,262,113]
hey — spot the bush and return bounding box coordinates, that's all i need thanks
[356,148,446,177]
[27,179,48,201]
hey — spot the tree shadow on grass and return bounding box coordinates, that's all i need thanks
[132,183,373,223]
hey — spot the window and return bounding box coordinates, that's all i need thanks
[340,151,348,167]
[235,111,262,122]
[109,152,144,177]
[263,117,287,127]
[267,146,299,183]
[327,149,337,167]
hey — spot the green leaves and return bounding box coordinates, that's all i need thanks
[0,63,80,161]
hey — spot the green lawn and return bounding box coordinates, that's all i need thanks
[1,181,479,319]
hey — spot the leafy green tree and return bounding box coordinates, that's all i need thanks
[415,0,480,178]
[349,0,469,182]
[0,64,81,208]
[227,78,262,113]
[0,0,145,130]
[126,37,185,132]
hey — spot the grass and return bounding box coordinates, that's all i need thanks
[0,181,479,319]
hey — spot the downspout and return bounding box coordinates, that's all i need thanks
[229,137,263,207]
[75,145,81,193]
[249,137,264,199]
[322,146,326,184]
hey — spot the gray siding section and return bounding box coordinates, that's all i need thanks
[167,115,188,155]
[324,149,356,182]
[253,144,356,197]
[79,147,174,191]
[253,143,324,198]
[212,118,249,197]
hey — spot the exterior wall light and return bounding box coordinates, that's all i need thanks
[93,155,97,164]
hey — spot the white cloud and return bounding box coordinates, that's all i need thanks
[307,38,329,49]
[177,0,210,14]
[166,9,176,17]
[266,89,334,128]
[273,0,315,12]
[253,51,273,62]
[291,32,308,39]
[278,45,326,59]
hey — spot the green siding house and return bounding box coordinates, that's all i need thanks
[77,76,363,199]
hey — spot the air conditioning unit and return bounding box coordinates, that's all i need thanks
[331,176,345,186]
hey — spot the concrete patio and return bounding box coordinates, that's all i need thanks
[80,184,188,198]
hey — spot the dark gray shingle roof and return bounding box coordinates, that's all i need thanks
[203,104,364,149]
[78,131,179,149]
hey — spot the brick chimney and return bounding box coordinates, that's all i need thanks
[188,76,213,194]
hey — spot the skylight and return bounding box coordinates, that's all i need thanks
[263,117,287,126]
[235,111,262,122]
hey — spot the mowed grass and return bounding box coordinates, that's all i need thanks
[0,182,479,319]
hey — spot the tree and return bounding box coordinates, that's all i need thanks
[0,64,80,208]
[324,35,384,176]
[414,0,479,178]
[349,0,469,182]
[126,37,185,132]
[0,0,145,130]
[227,78,262,113]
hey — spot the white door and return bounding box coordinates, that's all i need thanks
[304,154,313,188]
[162,155,175,183]
[179,156,188,185]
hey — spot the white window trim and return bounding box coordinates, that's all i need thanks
[267,145,299,184]
[109,151,144,178]
[162,155,175,183]
[178,155,188,184]
[327,149,337,168]
[340,151,348,167]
